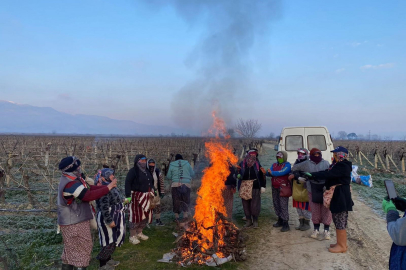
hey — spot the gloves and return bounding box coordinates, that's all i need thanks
[261,187,266,194]
[392,197,406,212]
[237,174,242,179]
[382,198,397,213]
[303,172,313,179]
[297,177,307,184]
[125,197,132,204]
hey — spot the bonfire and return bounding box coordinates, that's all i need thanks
[167,113,248,266]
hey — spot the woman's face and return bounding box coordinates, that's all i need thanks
[313,153,320,157]
[149,162,156,167]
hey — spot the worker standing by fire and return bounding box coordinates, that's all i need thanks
[267,151,292,232]
[238,149,266,229]
[166,154,195,222]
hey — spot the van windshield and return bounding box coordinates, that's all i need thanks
[286,135,303,151]
[307,135,327,151]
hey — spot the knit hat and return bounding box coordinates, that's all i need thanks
[101,168,115,182]
[175,154,183,160]
[59,156,81,172]
[310,148,321,156]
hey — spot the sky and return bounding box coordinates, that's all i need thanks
[0,0,405,138]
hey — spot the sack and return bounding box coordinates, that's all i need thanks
[280,181,292,197]
[177,184,189,195]
[323,184,340,209]
[292,181,308,202]
[239,180,255,200]
[310,182,325,204]
[149,193,158,210]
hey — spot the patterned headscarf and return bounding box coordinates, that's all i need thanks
[245,153,257,168]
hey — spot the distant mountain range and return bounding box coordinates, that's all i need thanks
[0,100,190,135]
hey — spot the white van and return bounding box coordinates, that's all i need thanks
[274,126,335,165]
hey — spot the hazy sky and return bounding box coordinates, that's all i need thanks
[0,0,405,138]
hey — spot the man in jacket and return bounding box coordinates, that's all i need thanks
[166,154,195,221]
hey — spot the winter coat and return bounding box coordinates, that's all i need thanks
[238,159,265,190]
[266,151,291,189]
[225,165,237,187]
[125,155,154,197]
[96,187,124,225]
[166,159,195,185]
[311,159,354,213]
[292,159,330,193]
[387,211,406,269]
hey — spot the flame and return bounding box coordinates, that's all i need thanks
[191,112,238,256]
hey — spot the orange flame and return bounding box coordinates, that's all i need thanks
[192,112,238,255]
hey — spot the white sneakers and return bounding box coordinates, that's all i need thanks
[310,229,320,239]
[137,232,149,241]
[310,229,331,240]
[129,236,140,245]
[324,230,331,240]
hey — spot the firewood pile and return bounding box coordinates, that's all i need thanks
[171,212,248,266]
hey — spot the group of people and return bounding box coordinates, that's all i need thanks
[57,144,406,269]
[57,153,194,270]
[235,146,354,254]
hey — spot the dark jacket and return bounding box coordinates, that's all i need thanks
[225,165,237,187]
[125,155,154,197]
[238,160,265,190]
[311,159,354,213]
[96,187,124,225]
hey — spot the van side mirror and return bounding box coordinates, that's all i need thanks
[274,145,279,151]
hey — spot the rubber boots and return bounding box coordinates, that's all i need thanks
[301,219,311,231]
[273,217,283,228]
[281,220,290,232]
[328,229,347,253]
[295,218,304,230]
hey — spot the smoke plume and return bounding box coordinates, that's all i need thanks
[143,0,281,134]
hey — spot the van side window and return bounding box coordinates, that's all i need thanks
[308,135,327,151]
[286,135,303,151]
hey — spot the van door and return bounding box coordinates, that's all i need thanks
[282,127,305,164]
[304,127,333,163]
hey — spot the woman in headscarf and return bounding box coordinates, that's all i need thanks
[147,158,166,226]
[288,148,312,231]
[57,156,116,270]
[306,146,354,253]
[292,148,331,239]
[166,154,195,222]
[237,149,266,228]
[95,168,127,269]
[125,154,154,245]
[267,151,292,232]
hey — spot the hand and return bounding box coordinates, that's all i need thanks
[124,197,132,204]
[392,197,406,212]
[261,187,266,194]
[109,221,116,228]
[288,174,295,181]
[260,167,266,174]
[297,177,306,183]
[303,172,313,179]
[267,169,272,176]
[107,178,117,190]
[382,198,397,213]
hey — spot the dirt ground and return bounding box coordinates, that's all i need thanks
[243,144,393,270]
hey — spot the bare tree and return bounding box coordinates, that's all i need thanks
[338,131,347,140]
[234,119,262,138]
